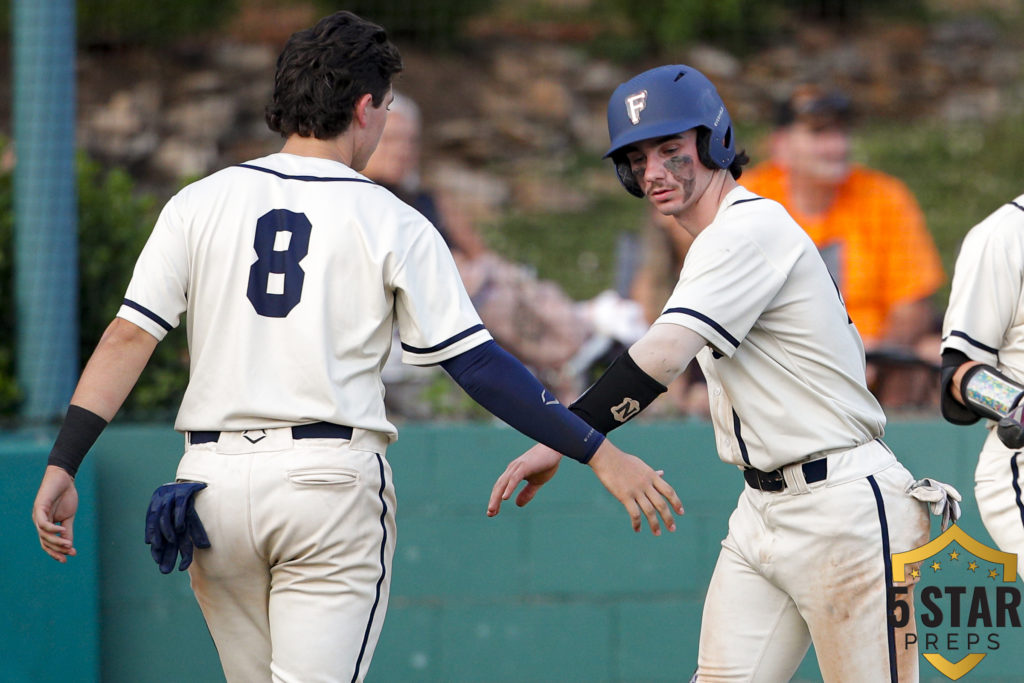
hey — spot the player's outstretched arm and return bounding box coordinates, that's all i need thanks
[487,440,683,535]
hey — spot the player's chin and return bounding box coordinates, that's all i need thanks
[648,190,680,213]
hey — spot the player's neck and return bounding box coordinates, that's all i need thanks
[280,134,356,167]
[677,171,738,237]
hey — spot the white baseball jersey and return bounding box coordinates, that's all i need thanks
[940,194,1024,579]
[117,152,491,437]
[655,186,885,471]
[941,194,1024,379]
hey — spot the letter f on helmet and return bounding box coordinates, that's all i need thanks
[626,91,647,124]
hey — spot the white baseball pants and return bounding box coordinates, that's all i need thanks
[696,440,931,682]
[974,428,1024,581]
[175,427,396,683]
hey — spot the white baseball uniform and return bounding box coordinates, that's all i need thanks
[657,186,930,682]
[117,152,491,682]
[940,194,1024,580]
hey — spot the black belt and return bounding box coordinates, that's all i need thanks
[743,458,827,492]
[188,422,353,445]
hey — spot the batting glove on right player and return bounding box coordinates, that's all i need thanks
[997,404,1024,449]
[144,482,211,574]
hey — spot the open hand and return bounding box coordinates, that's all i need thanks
[488,443,562,517]
[587,440,684,535]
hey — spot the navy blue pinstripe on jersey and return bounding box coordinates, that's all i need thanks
[662,307,740,348]
[401,324,487,355]
[237,163,378,184]
[732,409,751,465]
[1011,453,1024,532]
[946,330,1000,356]
[867,475,898,683]
[351,453,390,683]
[1010,201,1024,213]
[122,298,173,331]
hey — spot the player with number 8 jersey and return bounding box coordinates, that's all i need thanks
[121,152,491,435]
[31,11,683,683]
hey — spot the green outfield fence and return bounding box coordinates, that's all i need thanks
[3,419,1021,683]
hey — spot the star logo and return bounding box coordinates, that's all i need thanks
[891,525,1020,680]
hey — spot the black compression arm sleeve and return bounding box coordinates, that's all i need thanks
[569,351,667,434]
[47,405,109,477]
[440,341,605,463]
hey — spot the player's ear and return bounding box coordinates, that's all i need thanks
[353,93,375,128]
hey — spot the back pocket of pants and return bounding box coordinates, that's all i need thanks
[287,468,359,487]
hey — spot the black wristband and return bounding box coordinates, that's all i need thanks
[569,351,667,434]
[47,405,109,477]
[939,350,979,426]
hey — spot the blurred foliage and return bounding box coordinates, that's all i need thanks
[0,144,189,421]
[0,145,19,414]
[78,0,240,47]
[592,0,929,56]
[76,155,190,420]
[0,0,238,46]
[312,0,495,48]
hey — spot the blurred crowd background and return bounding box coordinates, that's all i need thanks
[2,0,1024,425]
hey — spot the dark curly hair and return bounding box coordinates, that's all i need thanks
[265,11,403,139]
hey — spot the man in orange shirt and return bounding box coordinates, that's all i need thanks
[742,85,944,406]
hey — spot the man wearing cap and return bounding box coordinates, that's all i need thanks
[742,86,944,406]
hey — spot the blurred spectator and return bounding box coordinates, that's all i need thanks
[363,93,646,412]
[627,207,710,418]
[741,84,944,409]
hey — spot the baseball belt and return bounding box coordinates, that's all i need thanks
[188,421,353,445]
[742,458,827,493]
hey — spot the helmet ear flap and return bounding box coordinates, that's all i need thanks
[613,155,644,198]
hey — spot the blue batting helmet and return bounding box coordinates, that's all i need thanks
[605,65,735,197]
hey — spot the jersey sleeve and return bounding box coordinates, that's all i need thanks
[941,213,1024,365]
[116,198,190,341]
[392,224,492,365]
[655,229,786,357]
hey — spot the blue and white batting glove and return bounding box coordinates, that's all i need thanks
[144,482,211,574]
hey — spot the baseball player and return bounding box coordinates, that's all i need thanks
[489,65,960,681]
[30,12,681,683]
[939,194,1024,579]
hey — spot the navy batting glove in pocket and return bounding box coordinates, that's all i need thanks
[144,482,211,574]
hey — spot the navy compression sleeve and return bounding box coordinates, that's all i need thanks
[440,341,605,463]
